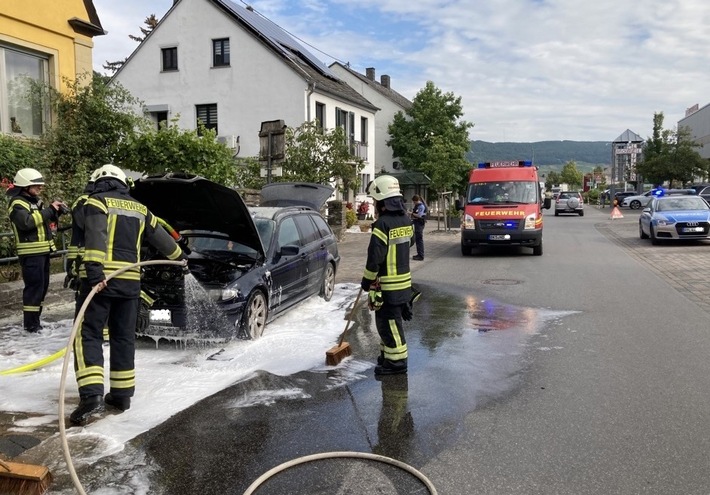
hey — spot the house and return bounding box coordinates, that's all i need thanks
[678,103,710,160]
[329,63,431,210]
[0,0,105,136]
[111,0,378,203]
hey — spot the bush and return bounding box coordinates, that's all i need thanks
[345,208,357,228]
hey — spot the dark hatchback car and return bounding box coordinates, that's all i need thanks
[132,174,340,340]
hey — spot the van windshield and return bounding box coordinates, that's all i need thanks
[467,181,539,205]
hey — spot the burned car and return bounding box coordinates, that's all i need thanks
[132,173,340,340]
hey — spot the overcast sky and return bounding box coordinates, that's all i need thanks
[92,0,710,143]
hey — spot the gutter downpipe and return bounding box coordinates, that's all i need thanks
[307,81,316,122]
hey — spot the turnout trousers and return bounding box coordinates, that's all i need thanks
[20,254,50,331]
[374,303,408,364]
[74,294,139,399]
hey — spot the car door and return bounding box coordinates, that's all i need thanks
[268,216,305,310]
[293,213,327,296]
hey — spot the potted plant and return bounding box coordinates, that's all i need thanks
[446,203,461,228]
[357,201,370,220]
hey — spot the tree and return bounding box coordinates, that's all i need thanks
[103,15,159,74]
[280,121,364,192]
[388,81,473,195]
[118,121,238,186]
[545,170,561,190]
[560,160,583,189]
[638,112,709,186]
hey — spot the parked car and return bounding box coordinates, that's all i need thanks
[639,193,710,245]
[613,191,637,207]
[621,190,654,209]
[132,174,340,340]
[554,191,584,216]
[688,184,710,204]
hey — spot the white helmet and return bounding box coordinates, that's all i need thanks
[367,175,402,201]
[89,168,103,183]
[94,164,127,185]
[13,168,45,187]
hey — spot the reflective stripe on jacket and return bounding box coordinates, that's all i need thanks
[8,193,56,256]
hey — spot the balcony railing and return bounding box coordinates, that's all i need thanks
[348,140,368,160]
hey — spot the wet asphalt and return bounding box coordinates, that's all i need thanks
[4,209,710,494]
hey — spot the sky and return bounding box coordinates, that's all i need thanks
[91,0,710,143]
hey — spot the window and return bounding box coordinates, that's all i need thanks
[161,47,178,71]
[359,173,371,194]
[196,104,218,135]
[294,215,319,245]
[311,214,332,239]
[277,217,301,248]
[335,107,354,142]
[154,111,168,130]
[315,102,325,130]
[213,38,230,67]
[0,46,49,136]
[360,117,368,144]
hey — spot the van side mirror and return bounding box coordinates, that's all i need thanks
[455,199,463,210]
[543,197,552,209]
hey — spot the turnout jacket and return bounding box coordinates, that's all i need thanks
[82,179,183,298]
[6,188,58,256]
[361,210,414,305]
[66,185,94,273]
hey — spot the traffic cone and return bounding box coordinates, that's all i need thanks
[610,206,624,220]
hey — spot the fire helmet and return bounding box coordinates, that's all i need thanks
[367,175,402,201]
[13,168,45,188]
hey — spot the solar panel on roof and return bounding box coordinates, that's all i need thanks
[220,0,338,79]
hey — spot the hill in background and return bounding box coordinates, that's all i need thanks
[467,141,612,173]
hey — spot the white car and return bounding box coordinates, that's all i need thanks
[621,190,654,209]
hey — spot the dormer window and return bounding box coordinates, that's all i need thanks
[213,38,230,67]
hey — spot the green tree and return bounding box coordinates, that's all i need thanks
[592,165,607,188]
[638,112,709,186]
[560,160,583,189]
[387,81,473,195]
[545,170,561,190]
[118,121,238,186]
[280,120,364,192]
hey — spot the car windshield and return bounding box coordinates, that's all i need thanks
[467,181,539,205]
[656,197,709,211]
[558,192,580,200]
[186,220,275,257]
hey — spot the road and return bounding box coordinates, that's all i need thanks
[6,206,710,494]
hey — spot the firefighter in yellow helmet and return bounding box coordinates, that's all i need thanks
[70,164,187,425]
[360,175,414,375]
[6,168,69,332]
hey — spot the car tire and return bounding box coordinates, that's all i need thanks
[554,210,559,216]
[639,222,649,239]
[567,198,580,209]
[532,242,543,256]
[319,262,336,301]
[630,200,641,210]
[241,290,267,339]
[579,210,584,216]
[650,226,660,245]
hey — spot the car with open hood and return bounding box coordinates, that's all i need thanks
[131,173,339,340]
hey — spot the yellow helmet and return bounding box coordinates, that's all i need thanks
[367,175,402,201]
[13,168,45,187]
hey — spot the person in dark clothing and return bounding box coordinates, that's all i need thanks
[6,168,68,332]
[361,175,414,376]
[65,169,100,294]
[410,194,427,260]
[70,164,186,426]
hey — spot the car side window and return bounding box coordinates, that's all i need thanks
[294,214,319,245]
[277,217,301,248]
[311,214,332,238]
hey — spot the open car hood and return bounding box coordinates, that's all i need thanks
[259,182,334,210]
[132,173,263,256]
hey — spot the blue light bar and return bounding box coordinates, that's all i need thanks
[478,160,533,169]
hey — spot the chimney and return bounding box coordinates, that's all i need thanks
[366,67,375,81]
[380,75,390,89]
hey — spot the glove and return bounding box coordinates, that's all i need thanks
[402,303,413,321]
[361,277,374,292]
[177,235,191,255]
[368,287,383,311]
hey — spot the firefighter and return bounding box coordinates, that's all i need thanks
[360,175,414,376]
[70,164,186,426]
[6,168,69,332]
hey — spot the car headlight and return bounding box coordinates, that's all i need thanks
[462,213,475,229]
[523,213,538,230]
[221,287,240,301]
[655,216,672,227]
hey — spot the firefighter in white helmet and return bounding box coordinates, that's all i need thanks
[360,175,415,375]
[6,168,69,332]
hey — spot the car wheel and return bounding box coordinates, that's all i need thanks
[319,262,336,301]
[532,242,543,256]
[630,200,641,210]
[639,222,649,239]
[579,210,584,216]
[650,226,660,245]
[461,244,472,256]
[567,198,580,209]
[241,290,267,339]
[554,210,559,216]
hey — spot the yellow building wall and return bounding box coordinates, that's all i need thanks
[0,0,99,91]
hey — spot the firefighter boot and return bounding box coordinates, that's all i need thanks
[69,395,105,426]
[375,358,408,376]
[105,393,131,411]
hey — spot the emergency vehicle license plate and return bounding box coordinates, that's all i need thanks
[489,234,511,241]
[683,226,704,233]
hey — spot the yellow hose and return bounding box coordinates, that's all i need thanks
[0,347,67,375]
